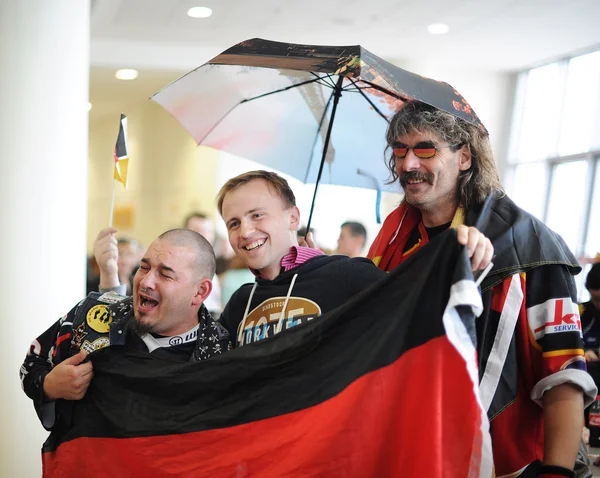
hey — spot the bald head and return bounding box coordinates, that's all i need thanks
[157,229,216,279]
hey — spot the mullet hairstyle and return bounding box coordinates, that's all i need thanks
[385,101,504,210]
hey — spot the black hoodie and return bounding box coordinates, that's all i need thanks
[220,255,386,347]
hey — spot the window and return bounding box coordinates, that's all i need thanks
[507,49,600,299]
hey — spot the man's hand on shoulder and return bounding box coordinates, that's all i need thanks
[585,349,599,362]
[94,227,120,289]
[43,350,94,401]
[456,225,494,272]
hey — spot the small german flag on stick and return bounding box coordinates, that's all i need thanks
[109,113,128,226]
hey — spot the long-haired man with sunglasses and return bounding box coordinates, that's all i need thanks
[368,100,595,477]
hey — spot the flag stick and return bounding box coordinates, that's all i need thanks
[108,178,117,227]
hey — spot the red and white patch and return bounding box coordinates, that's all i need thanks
[528,297,582,340]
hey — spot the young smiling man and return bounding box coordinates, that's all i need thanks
[368,100,596,477]
[216,171,387,347]
[21,228,230,430]
[216,169,493,349]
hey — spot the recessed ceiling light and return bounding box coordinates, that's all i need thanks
[427,23,449,35]
[187,6,212,18]
[88,102,92,111]
[115,69,139,80]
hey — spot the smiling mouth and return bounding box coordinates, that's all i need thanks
[407,179,426,185]
[243,239,266,251]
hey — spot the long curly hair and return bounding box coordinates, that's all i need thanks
[385,101,503,210]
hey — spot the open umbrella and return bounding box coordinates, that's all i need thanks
[152,38,486,231]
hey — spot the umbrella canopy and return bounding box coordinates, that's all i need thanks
[152,38,487,228]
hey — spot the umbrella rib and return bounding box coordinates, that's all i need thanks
[311,72,337,89]
[348,78,392,124]
[241,76,328,104]
[314,78,337,89]
[303,85,337,184]
[311,77,336,89]
[359,81,406,101]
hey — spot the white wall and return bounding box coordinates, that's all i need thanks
[0,2,90,476]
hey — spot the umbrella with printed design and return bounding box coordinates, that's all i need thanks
[152,38,486,230]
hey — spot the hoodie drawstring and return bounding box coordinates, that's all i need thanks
[277,273,298,332]
[238,273,298,344]
[238,282,258,345]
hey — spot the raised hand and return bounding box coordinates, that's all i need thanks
[94,227,120,288]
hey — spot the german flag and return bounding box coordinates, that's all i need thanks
[42,230,491,478]
[113,113,128,187]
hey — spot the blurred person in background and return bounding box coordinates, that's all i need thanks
[580,263,600,461]
[297,226,334,255]
[184,212,225,318]
[581,263,600,364]
[219,254,255,309]
[117,237,143,295]
[185,212,217,247]
[86,255,101,295]
[336,221,367,258]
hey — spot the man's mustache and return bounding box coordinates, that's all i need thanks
[399,171,434,187]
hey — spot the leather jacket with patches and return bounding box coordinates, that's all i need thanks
[20,291,231,430]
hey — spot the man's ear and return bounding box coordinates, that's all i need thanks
[192,278,213,307]
[458,144,472,171]
[289,206,301,231]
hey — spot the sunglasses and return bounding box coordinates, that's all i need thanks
[392,141,438,159]
[393,141,464,159]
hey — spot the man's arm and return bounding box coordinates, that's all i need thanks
[543,383,584,469]
[527,265,597,472]
[20,303,94,429]
[94,227,121,290]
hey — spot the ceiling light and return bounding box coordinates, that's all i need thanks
[88,102,92,111]
[427,23,449,35]
[115,69,138,80]
[187,7,212,18]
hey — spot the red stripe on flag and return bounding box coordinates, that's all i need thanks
[43,336,483,477]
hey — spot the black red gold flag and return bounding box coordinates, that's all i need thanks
[42,230,491,478]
